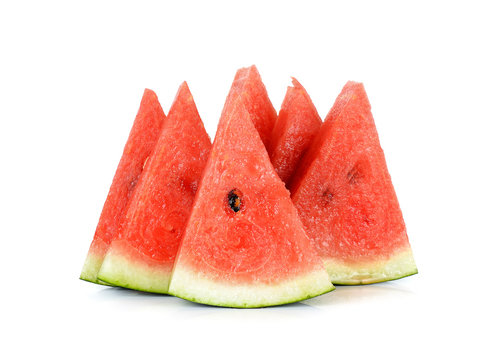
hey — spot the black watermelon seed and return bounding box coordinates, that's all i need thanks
[228,189,242,212]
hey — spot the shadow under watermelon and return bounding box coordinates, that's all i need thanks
[90,279,416,313]
[302,280,416,307]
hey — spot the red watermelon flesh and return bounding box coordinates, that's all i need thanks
[168,94,334,308]
[80,89,167,284]
[291,82,417,284]
[225,65,277,149]
[97,82,211,293]
[268,78,322,186]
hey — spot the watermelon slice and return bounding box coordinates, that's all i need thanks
[97,82,211,293]
[168,94,334,308]
[268,78,322,186]
[290,82,417,285]
[225,65,277,149]
[80,89,166,284]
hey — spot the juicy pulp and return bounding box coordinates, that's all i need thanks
[290,81,417,284]
[168,94,334,307]
[80,89,166,284]
[97,82,211,293]
[269,78,322,186]
[225,65,277,150]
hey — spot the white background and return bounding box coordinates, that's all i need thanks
[1,1,498,359]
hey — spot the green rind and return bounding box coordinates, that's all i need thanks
[98,279,114,286]
[97,249,171,294]
[79,276,114,286]
[168,266,335,308]
[325,248,418,285]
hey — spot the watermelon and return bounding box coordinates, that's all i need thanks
[226,65,277,149]
[168,94,334,308]
[97,82,211,293]
[268,78,322,186]
[290,82,417,285]
[80,89,166,284]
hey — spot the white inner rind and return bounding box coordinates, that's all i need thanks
[80,253,103,283]
[97,249,172,294]
[169,266,335,308]
[324,247,418,285]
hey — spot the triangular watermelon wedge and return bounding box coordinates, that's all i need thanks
[80,89,167,284]
[168,95,334,308]
[225,65,277,149]
[268,78,322,186]
[290,82,417,285]
[97,82,211,293]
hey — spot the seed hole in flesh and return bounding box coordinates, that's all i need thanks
[322,188,335,206]
[228,189,242,213]
[347,164,362,185]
